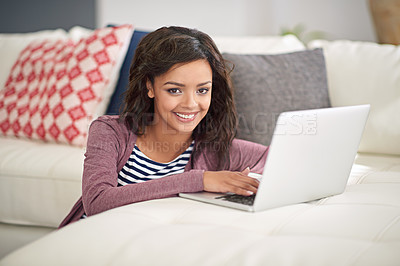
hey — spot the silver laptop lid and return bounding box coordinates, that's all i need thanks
[253,105,370,211]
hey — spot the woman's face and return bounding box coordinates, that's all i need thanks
[147,59,212,136]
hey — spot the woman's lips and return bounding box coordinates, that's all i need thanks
[174,112,198,122]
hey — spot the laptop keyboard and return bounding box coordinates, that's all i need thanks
[215,194,256,206]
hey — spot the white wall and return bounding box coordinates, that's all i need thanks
[97,0,377,42]
[263,0,376,41]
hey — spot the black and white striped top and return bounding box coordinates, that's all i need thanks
[81,141,194,219]
[117,141,194,186]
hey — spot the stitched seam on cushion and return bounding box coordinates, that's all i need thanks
[320,202,400,208]
[373,214,400,242]
[358,162,400,183]
[346,214,400,265]
[354,160,400,184]
[355,170,377,184]
[384,163,400,172]
[269,205,315,235]
[345,241,374,266]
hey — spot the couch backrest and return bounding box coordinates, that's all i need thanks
[309,40,400,156]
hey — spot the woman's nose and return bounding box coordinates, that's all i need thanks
[182,92,197,108]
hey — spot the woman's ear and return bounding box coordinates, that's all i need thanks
[146,80,155,98]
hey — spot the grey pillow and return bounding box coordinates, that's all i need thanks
[223,49,330,146]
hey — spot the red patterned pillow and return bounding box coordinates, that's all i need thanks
[0,25,133,146]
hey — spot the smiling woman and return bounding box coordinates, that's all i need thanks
[58,26,269,228]
[122,27,239,165]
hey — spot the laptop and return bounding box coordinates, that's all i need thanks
[179,105,370,212]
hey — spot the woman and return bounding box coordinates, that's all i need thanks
[59,26,268,227]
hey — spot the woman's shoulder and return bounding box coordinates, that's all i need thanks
[89,115,133,139]
[229,139,269,171]
[230,138,269,159]
[91,115,126,129]
[231,138,268,151]
[200,138,268,157]
[93,115,120,124]
[86,115,137,153]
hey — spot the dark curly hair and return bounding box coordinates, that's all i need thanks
[120,26,237,169]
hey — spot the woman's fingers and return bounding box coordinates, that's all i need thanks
[203,170,259,196]
[228,173,259,195]
[241,167,250,176]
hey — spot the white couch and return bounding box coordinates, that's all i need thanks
[0,26,399,265]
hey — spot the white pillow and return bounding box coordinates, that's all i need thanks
[212,34,305,54]
[308,40,400,155]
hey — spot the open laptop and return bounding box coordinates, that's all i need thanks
[179,105,370,212]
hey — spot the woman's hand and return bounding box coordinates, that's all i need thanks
[203,167,259,196]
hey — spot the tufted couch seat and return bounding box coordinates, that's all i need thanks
[1,153,399,265]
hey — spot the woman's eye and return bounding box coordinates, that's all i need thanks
[197,88,209,94]
[167,88,182,94]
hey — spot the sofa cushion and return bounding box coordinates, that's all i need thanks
[308,40,400,155]
[224,49,331,146]
[1,153,399,265]
[106,30,150,115]
[0,25,133,147]
[0,137,84,227]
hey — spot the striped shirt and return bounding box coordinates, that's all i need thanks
[117,141,194,186]
[81,141,194,219]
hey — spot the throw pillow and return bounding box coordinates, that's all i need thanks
[223,49,331,146]
[0,27,95,91]
[0,24,134,146]
[106,30,150,115]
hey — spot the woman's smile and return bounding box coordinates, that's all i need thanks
[174,112,198,121]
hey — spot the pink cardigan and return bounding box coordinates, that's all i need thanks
[59,116,268,227]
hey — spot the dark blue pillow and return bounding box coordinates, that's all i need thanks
[105,30,150,115]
